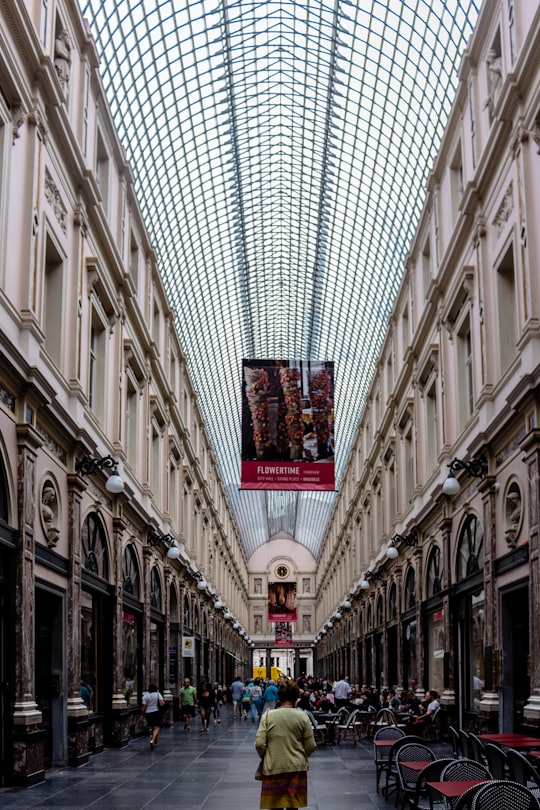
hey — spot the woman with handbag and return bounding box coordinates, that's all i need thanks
[255,680,316,809]
[141,683,165,750]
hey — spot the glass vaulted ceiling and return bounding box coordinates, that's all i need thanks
[81,0,480,560]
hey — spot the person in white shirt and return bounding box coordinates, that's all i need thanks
[406,689,440,735]
[332,675,351,709]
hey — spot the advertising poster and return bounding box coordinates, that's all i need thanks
[275,622,293,647]
[268,581,297,622]
[182,637,194,657]
[241,359,335,490]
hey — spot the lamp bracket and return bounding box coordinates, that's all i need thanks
[76,454,119,476]
[391,530,418,548]
[448,456,487,479]
[147,529,175,548]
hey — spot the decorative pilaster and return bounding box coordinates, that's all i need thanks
[66,472,90,766]
[521,430,540,729]
[109,514,129,748]
[439,514,456,713]
[12,424,43,786]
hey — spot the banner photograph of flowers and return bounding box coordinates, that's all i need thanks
[241,359,335,490]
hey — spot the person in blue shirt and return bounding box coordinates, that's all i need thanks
[263,680,279,711]
[230,675,244,720]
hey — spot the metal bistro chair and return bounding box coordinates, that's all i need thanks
[449,725,465,759]
[303,709,330,746]
[372,725,406,793]
[336,708,361,745]
[468,733,488,766]
[452,783,492,810]
[409,757,454,810]
[440,757,492,783]
[507,748,540,800]
[458,729,472,759]
[395,742,436,810]
[368,706,399,738]
[381,734,426,801]
[484,742,508,780]
[471,780,540,810]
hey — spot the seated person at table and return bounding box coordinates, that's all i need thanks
[406,689,440,734]
[319,693,337,712]
[402,689,422,715]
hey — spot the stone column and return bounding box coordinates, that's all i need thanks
[478,475,499,729]
[161,566,173,726]
[109,514,129,747]
[66,472,90,766]
[521,429,540,728]
[12,424,43,786]
[439,514,456,714]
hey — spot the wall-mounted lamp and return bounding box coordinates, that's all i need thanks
[334,610,342,620]
[342,598,352,609]
[386,530,418,559]
[233,622,240,630]
[183,568,208,589]
[214,598,223,610]
[359,569,384,589]
[147,529,181,559]
[75,455,124,493]
[442,456,488,496]
[223,610,232,620]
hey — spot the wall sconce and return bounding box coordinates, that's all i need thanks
[147,529,180,559]
[75,455,124,493]
[386,530,418,559]
[214,598,223,610]
[442,456,488,496]
[183,567,208,589]
[359,569,384,589]
[342,598,352,609]
[223,610,232,620]
[334,610,342,620]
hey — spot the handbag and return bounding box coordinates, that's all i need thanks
[255,758,264,780]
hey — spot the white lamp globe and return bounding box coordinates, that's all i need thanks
[386,544,399,559]
[360,578,369,590]
[105,473,124,494]
[167,544,181,560]
[443,471,461,496]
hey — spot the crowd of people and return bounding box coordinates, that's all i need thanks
[142,674,440,809]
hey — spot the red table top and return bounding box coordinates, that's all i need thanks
[427,780,490,798]
[478,733,540,748]
[373,739,394,746]
[401,760,433,771]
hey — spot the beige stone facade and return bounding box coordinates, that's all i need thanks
[314,0,540,735]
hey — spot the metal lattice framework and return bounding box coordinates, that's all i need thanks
[81,0,480,559]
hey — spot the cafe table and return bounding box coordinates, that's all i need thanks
[427,778,491,807]
[478,733,540,748]
[402,760,434,771]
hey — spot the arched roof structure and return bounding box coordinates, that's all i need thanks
[81,0,480,559]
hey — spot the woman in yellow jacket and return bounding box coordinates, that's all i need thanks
[255,680,316,809]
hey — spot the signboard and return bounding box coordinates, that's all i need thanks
[275,622,293,647]
[241,359,335,490]
[182,636,194,657]
[268,581,297,622]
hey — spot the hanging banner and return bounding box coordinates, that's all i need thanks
[268,581,297,622]
[241,359,335,490]
[182,637,195,657]
[275,622,293,647]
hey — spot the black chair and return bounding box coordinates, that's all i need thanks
[410,757,454,810]
[471,780,540,809]
[449,725,463,758]
[484,742,508,780]
[373,725,406,793]
[452,783,489,810]
[458,728,471,758]
[395,742,435,809]
[441,757,492,782]
[303,709,330,745]
[381,735,428,801]
[468,733,487,765]
[507,748,540,800]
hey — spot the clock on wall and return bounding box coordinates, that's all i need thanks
[275,564,290,579]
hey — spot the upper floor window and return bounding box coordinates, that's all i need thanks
[122,545,140,598]
[404,567,416,611]
[150,567,162,610]
[81,512,109,579]
[426,545,442,598]
[43,233,65,368]
[455,310,474,425]
[456,514,484,580]
[95,130,109,212]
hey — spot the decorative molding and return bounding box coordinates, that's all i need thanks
[492,183,513,242]
[45,169,67,234]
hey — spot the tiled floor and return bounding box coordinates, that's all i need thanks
[0,709,452,809]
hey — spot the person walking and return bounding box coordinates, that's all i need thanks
[250,677,264,722]
[230,675,244,720]
[241,680,252,720]
[197,675,215,732]
[212,681,224,723]
[255,680,316,809]
[178,676,198,732]
[141,683,165,750]
[263,679,278,712]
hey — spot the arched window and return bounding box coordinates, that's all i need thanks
[202,611,208,638]
[388,583,397,620]
[376,595,384,627]
[404,568,416,610]
[183,596,191,628]
[456,514,484,580]
[150,567,162,610]
[0,452,9,522]
[426,545,442,597]
[194,604,200,634]
[81,512,109,579]
[122,545,140,598]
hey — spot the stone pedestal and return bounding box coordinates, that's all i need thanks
[162,690,174,727]
[67,697,90,766]
[109,693,130,748]
[522,692,540,730]
[478,691,499,732]
[12,704,44,787]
